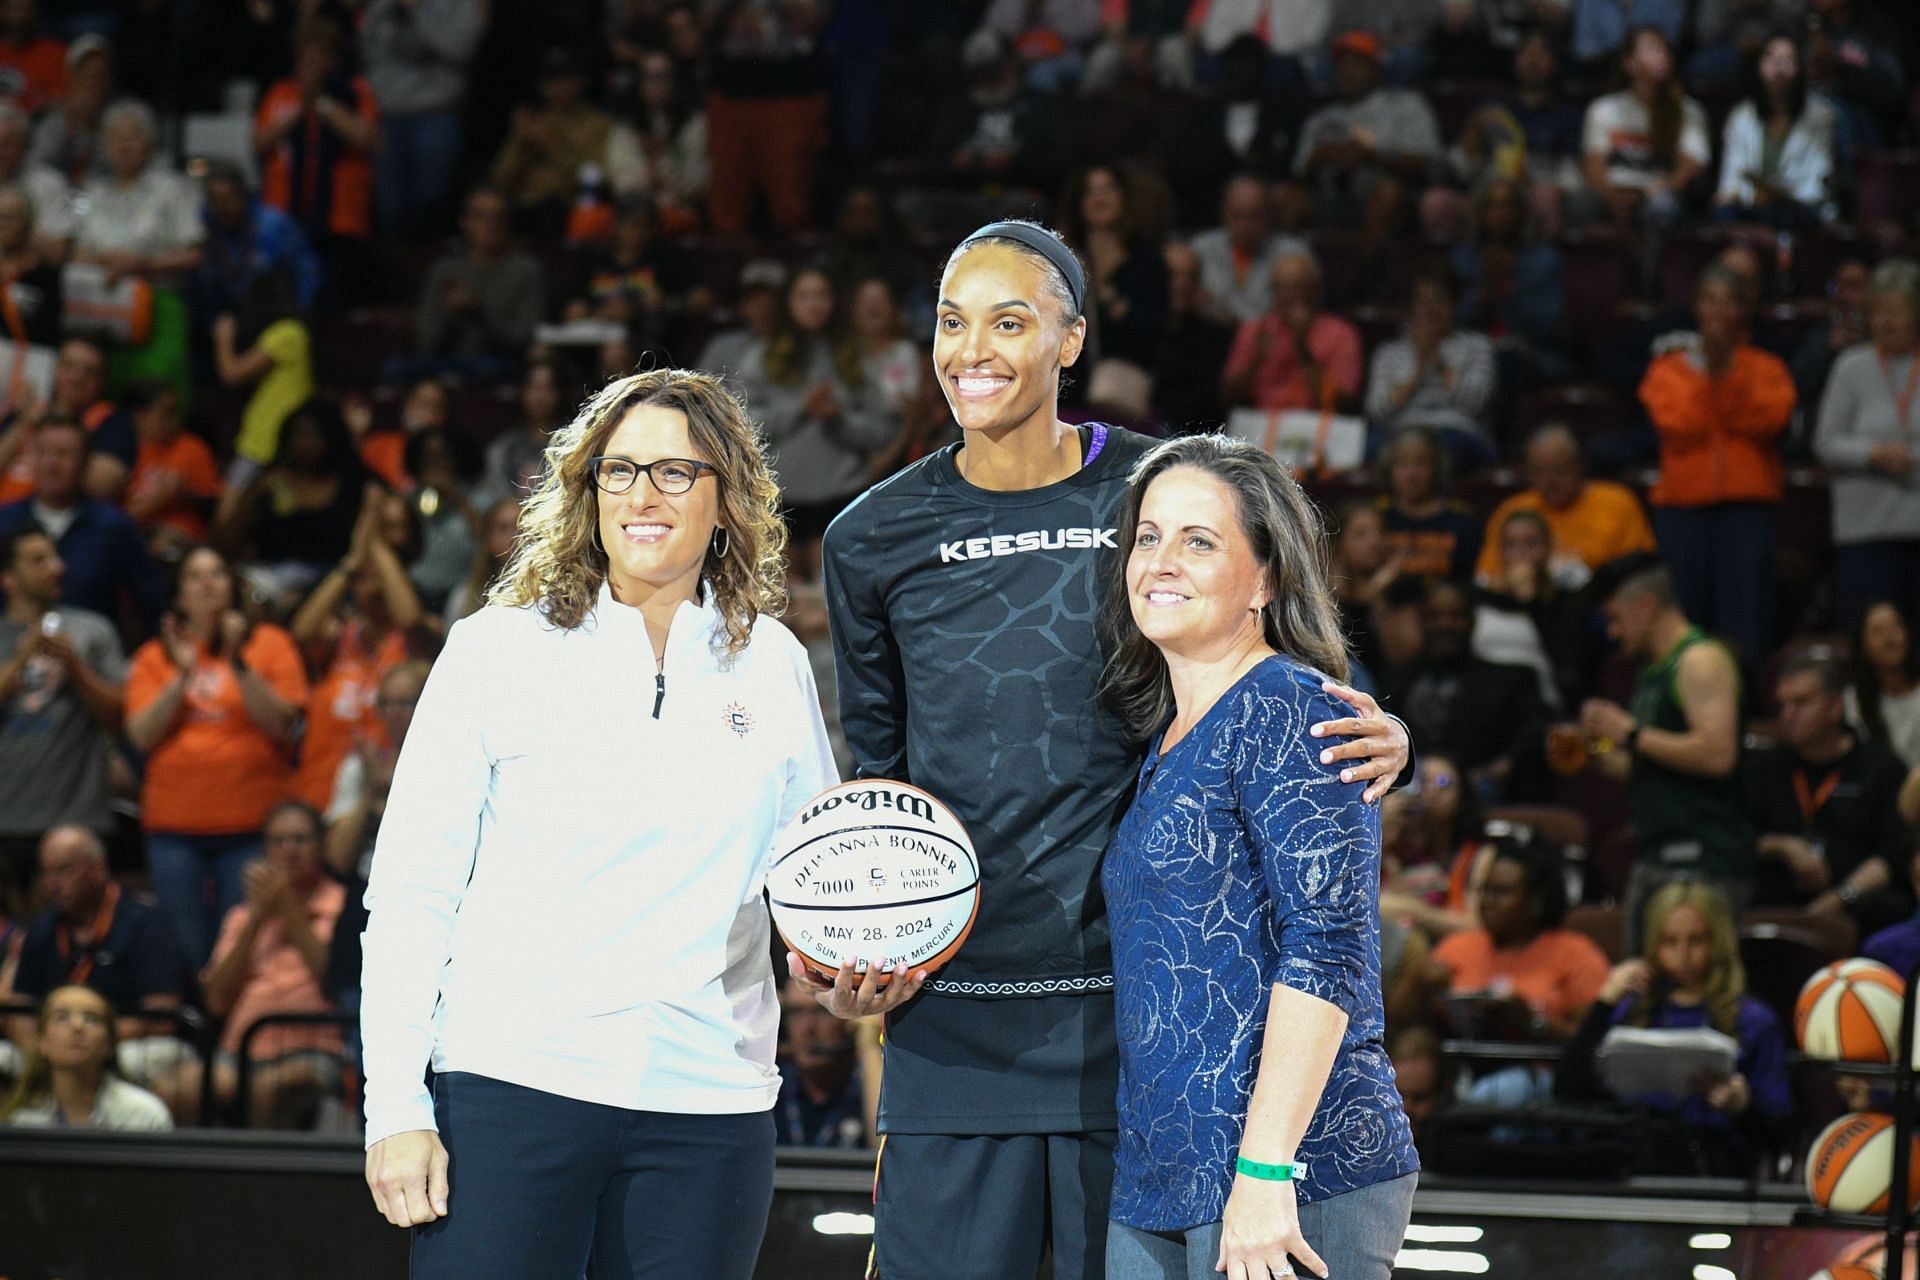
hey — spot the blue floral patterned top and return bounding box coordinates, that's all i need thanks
[1102,656,1419,1231]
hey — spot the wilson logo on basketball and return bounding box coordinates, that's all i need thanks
[723,702,754,737]
[796,785,934,826]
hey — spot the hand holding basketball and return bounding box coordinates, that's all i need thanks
[786,951,928,1018]
[366,1129,450,1227]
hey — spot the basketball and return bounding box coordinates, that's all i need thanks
[1825,1231,1919,1278]
[1796,959,1905,1063]
[1805,1113,1920,1215]
[767,779,980,985]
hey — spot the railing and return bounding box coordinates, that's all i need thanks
[232,1009,360,1130]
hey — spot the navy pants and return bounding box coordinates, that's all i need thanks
[872,1130,1117,1280]
[1651,502,1775,670]
[411,1072,776,1280]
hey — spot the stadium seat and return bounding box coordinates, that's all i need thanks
[1856,150,1920,224]
[1558,231,1631,329]
[1787,226,1867,298]
[1564,904,1625,963]
[1738,922,1844,1030]
[1513,381,1626,444]
[1742,907,1857,961]
[1653,229,1731,307]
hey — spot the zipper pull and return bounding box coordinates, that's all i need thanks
[652,670,665,720]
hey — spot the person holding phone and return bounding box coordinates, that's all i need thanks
[125,544,307,965]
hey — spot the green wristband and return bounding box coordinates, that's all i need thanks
[1235,1156,1306,1182]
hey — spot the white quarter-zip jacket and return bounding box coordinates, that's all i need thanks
[359,585,838,1147]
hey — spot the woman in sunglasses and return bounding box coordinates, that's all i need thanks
[359,369,836,1279]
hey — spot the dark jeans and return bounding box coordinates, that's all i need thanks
[411,1073,776,1280]
[1651,502,1776,670]
[375,111,463,238]
[145,830,261,968]
[1833,539,1920,632]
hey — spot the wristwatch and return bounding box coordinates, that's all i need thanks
[1624,723,1643,755]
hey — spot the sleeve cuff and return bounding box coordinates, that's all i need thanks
[362,1088,438,1150]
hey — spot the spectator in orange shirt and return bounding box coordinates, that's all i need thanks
[1432,839,1610,1039]
[201,801,345,1129]
[1219,248,1363,413]
[287,496,423,812]
[1475,425,1657,588]
[1639,262,1796,667]
[0,0,65,114]
[253,18,378,298]
[123,382,220,556]
[125,546,307,965]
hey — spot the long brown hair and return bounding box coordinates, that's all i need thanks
[0,985,122,1122]
[489,369,788,653]
[1099,434,1350,740]
[1629,27,1684,166]
[763,266,866,390]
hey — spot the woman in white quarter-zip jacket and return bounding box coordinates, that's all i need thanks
[359,369,837,1280]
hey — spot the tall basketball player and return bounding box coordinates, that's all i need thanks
[799,221,1410,1280]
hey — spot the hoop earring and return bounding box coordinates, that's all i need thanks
[711,527,730,559]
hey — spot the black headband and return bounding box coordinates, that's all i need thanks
[957,221,1086,317]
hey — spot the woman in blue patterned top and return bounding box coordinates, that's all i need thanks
[1099,435,1419,1280]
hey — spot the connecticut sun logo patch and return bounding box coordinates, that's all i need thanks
[723,702,755,737]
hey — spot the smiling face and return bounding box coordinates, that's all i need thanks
[594,403,721,610]
[1126,465,1270,662]
[934,241,1084,440]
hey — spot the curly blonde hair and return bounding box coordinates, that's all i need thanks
[489,369,788,653]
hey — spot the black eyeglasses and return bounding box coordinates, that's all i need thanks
[588,456,717,496]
